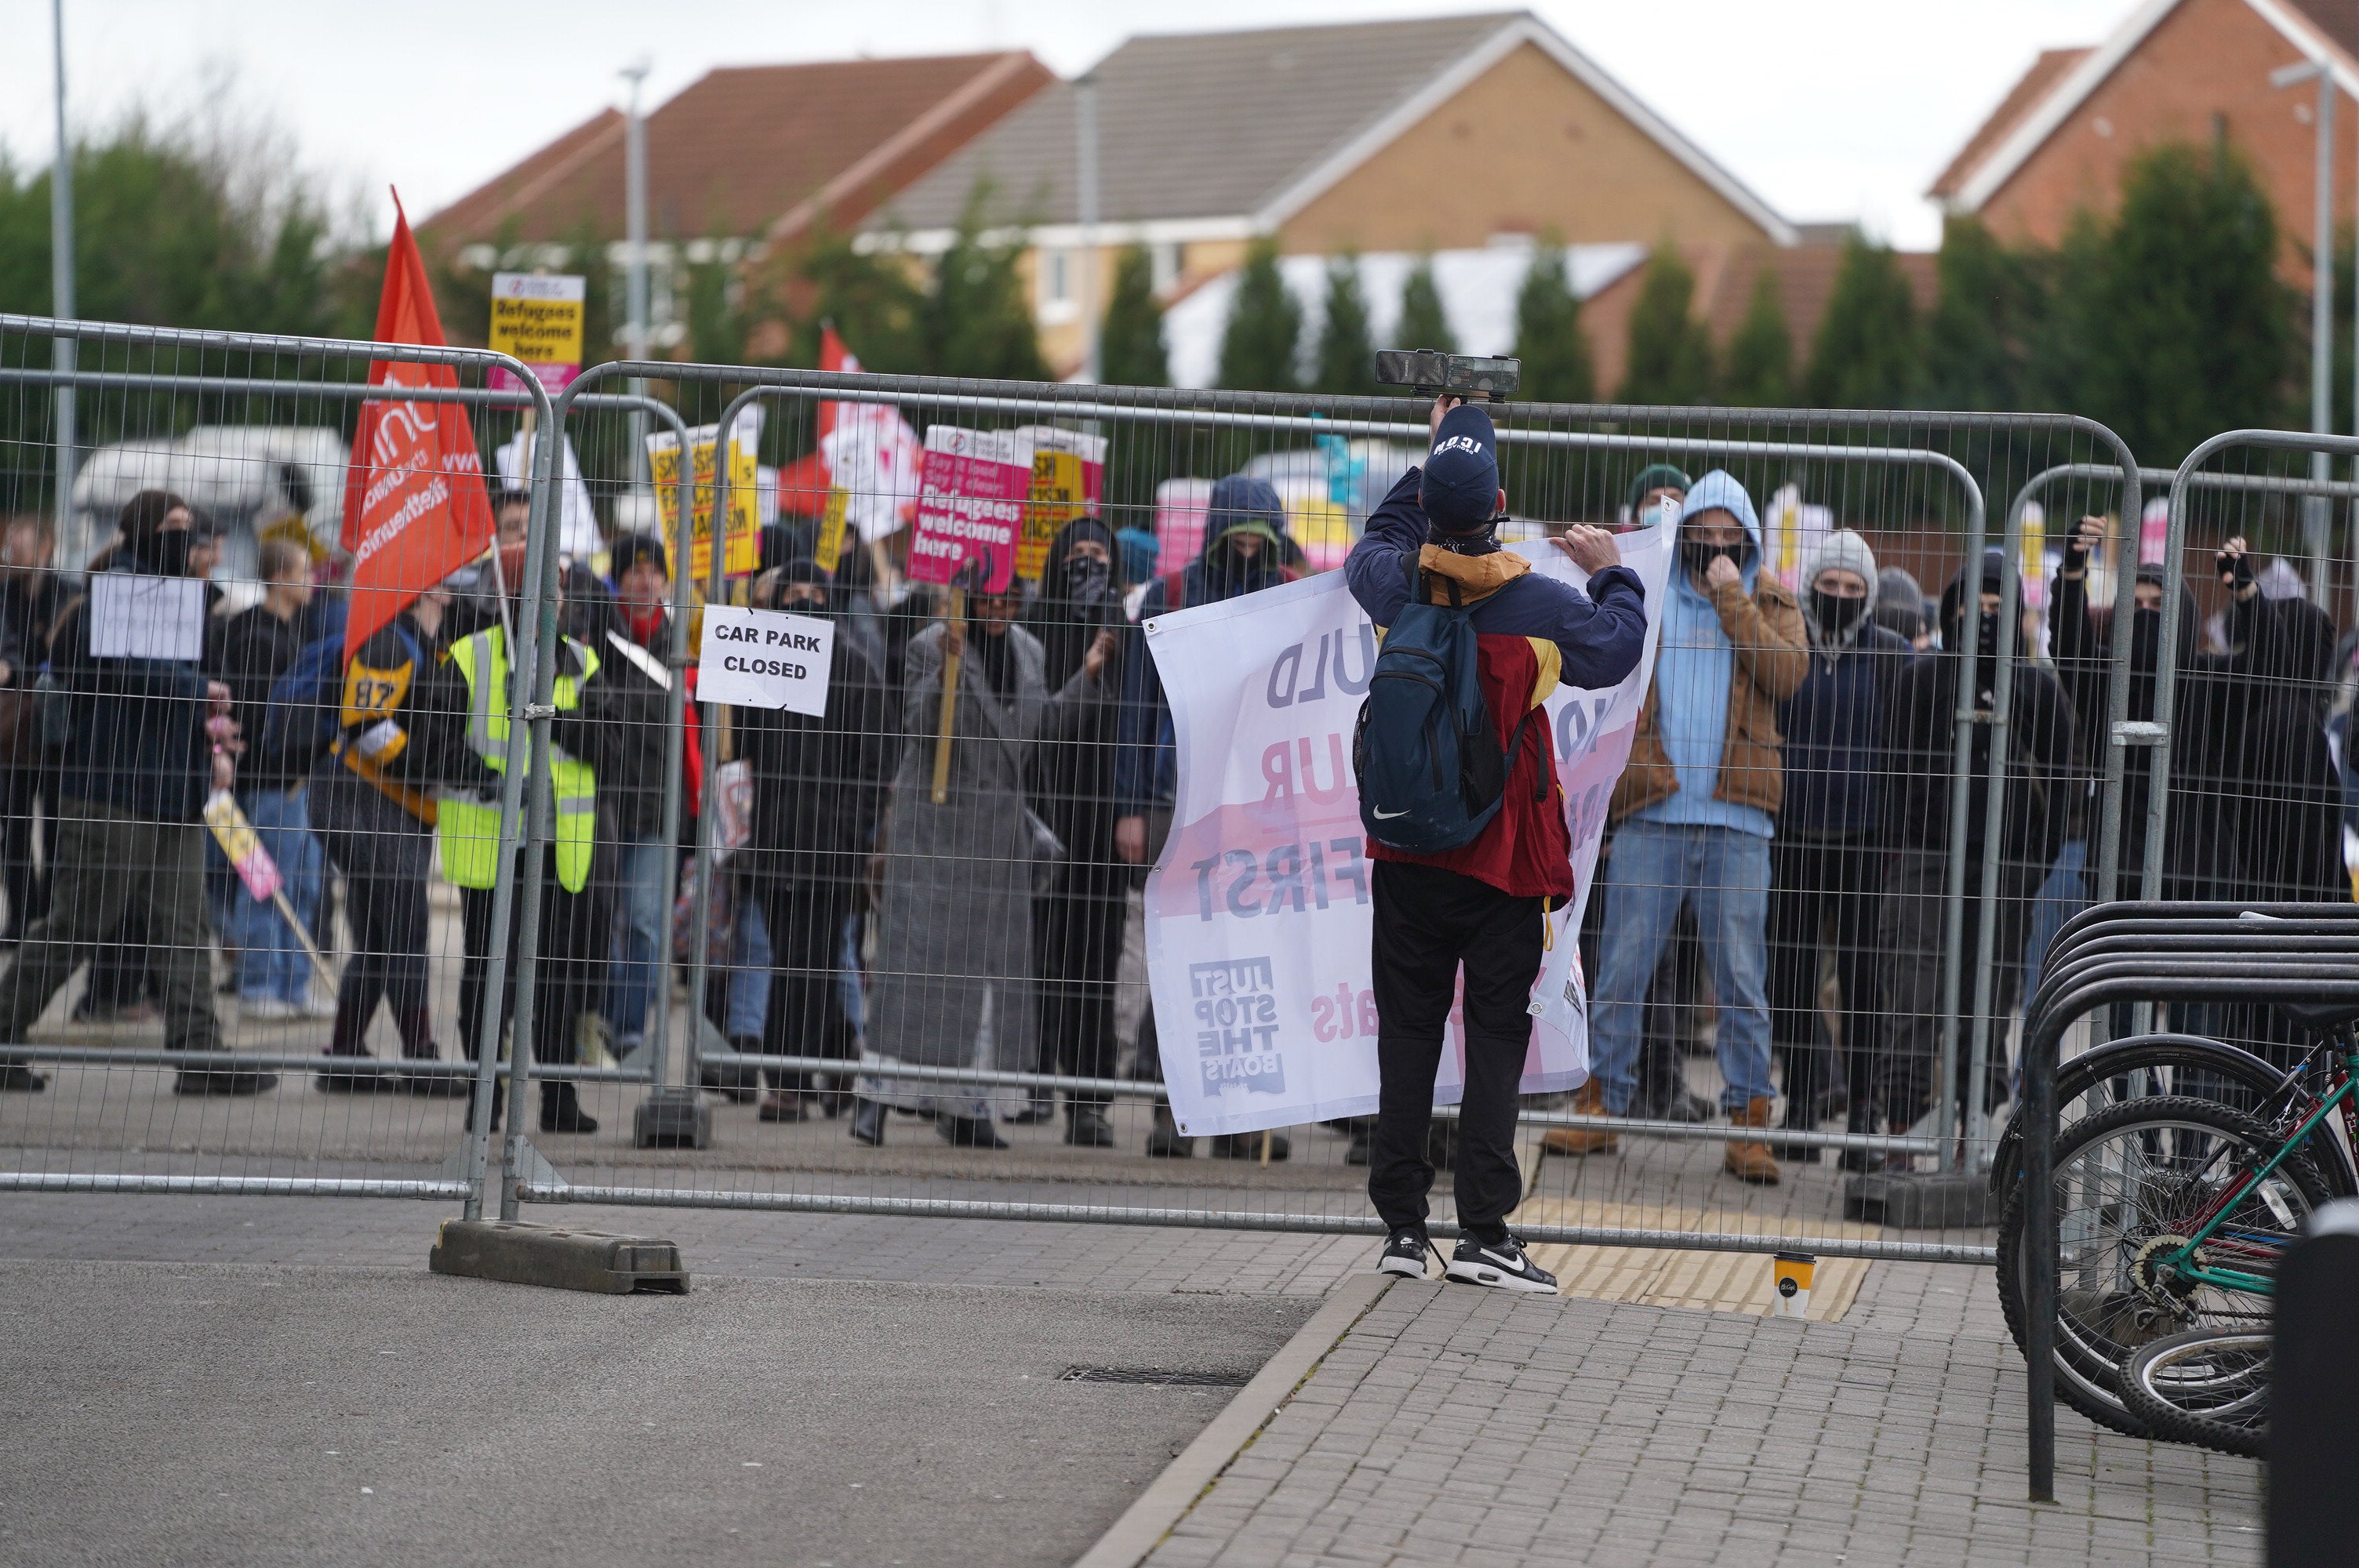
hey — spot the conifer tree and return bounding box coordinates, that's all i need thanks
[1313,254,1375,395]
[919,186,1049,382]
[1217,238,1302,392]
[1923,214,2029,412]
[1394,254,1456,354]
[1805,234,1921,409]
[1511,240,1594,404]
[1618,246,1714,403]
[1097,243,1168,387]
[1717,271,1793,407]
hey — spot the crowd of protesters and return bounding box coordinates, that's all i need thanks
[0,459,2350,1178]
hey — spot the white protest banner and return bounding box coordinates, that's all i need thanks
[909,426,1034,594]
[90,574,205,661]
[1141,525,1672,1138]
[698,601,837,717]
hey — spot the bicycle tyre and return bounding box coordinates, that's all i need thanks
[1988,1034,2343,1204]
[1996,1094,2327,1438]
[2117,1327,2270,1459]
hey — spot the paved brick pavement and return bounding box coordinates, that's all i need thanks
[1127,1279,2260,1568]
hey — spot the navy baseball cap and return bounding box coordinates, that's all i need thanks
[1421,402,1500,530]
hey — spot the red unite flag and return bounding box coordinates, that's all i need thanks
[340,191,496,655]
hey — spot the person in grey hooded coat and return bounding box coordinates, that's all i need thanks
[853,586,1110,1149]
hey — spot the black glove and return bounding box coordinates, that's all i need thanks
[2218,546,2255,593]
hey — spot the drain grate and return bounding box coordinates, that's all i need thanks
[1057,1365,1254,1387]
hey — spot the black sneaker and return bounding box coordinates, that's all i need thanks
[173,1069,279,1098]
[1444,1233,1558,1294]
[1376,1227,1438,1279]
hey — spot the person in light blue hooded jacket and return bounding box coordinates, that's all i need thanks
[1543,470,1808,1183]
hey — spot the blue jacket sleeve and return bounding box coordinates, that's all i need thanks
[1113,577,1170,815]
[1546,564,1648,690]
[1344,466,1427,630]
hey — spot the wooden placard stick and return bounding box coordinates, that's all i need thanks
[931,584,966,805]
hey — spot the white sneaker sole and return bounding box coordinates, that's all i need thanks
[1376,1254,1429,1279]
[1444,1260,1558,1294]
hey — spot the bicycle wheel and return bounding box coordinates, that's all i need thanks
[1996,1094,2325,1438]
[2118,1327,2270,1459]
[1988,1033,2345,1205]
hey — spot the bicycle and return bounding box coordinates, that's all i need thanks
[1993,1015,2359,1440]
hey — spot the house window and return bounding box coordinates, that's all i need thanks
[1151,241,1182,295]
[1042,248,1072,306]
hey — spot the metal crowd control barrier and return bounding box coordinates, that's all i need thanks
[0,318,725,1221]
[500,361,2135,1266]
[2016,916,2359,1499]
[0,313,555,1217]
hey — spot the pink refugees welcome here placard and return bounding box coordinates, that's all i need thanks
[909,426,1035,594]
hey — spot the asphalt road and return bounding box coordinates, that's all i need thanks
[0,1259,1315,1568]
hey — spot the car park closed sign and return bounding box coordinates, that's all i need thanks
[698,603,836,717]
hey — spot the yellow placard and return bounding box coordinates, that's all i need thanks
[1017,449,1088,581]
[488,274,586,370]
[813,487,850,575]
[647,424,760,581]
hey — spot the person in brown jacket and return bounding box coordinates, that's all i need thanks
[1545,470,1806,1182]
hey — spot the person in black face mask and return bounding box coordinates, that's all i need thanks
[1764,531,1915,1165]
[0,490,271,1096]
[2048,515,2344,1070]
[1019,517,1128,1145]
[1876,549,2075,1145]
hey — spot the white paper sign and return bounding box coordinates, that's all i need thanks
[697,603,837,717]
[1140,526,1671,1138]
[90,574,205,662]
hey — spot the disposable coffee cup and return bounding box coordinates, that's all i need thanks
[1771,1252,1816,1319]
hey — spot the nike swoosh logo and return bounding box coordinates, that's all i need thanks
[1481,1248,1523,1268]
[1371,807,1410,819]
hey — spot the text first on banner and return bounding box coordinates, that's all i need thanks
[646,423,761,581]
[1138,525,1673,1139]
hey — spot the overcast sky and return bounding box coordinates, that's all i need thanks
[0,0,2136,250]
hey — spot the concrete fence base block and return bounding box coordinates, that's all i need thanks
[633,1087,713,1149]
[428,1219,690,1294]
[1842,1171,1996,1229]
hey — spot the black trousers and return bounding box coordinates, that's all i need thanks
[457,845,610,1068]
[752,874,860,1092]
[316,813,434,1056]
[0,761,53,939]
[1765,832,1883,1120]
[1369,861,1543,1237]
[1034,858,1127,1105]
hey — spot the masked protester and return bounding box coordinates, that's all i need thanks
[1112,474,1299,1159]
[855,578,1114,1149]
[0,492,267,1095]
[1547,471,1805,1185]
[736,559,894,1123]
[1876,550,2075,1148]
[1020,518,1128,1147]
[2050,520,2343,1065]
[1763,531,1914,1163]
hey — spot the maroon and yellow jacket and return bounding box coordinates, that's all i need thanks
[1345,468,1648,900]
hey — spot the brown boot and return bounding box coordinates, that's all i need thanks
[1542,1080,1618,1156]
[1723,1096,1781,1185]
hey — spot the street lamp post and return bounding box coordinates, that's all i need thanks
[1074,74,1100,384]
[2274,56,2336,593]
[621,59,652,492]
[50,0,75,543]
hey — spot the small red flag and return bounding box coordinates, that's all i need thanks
[340,191,496,656]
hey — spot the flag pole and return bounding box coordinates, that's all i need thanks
[931,586,965,805]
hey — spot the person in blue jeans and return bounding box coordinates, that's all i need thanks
[211,539,329,1018]
[1543,471,1806,1185]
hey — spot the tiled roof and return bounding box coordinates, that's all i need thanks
[863,13,1526,230]
[422,52,1054,245]
[1926,47,2094,201]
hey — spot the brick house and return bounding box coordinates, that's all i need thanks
[857,11,1794,376]
[420,53,1053,351]
[1930,0,2359,281]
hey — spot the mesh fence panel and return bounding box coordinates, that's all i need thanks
[32,324,2313,1272]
